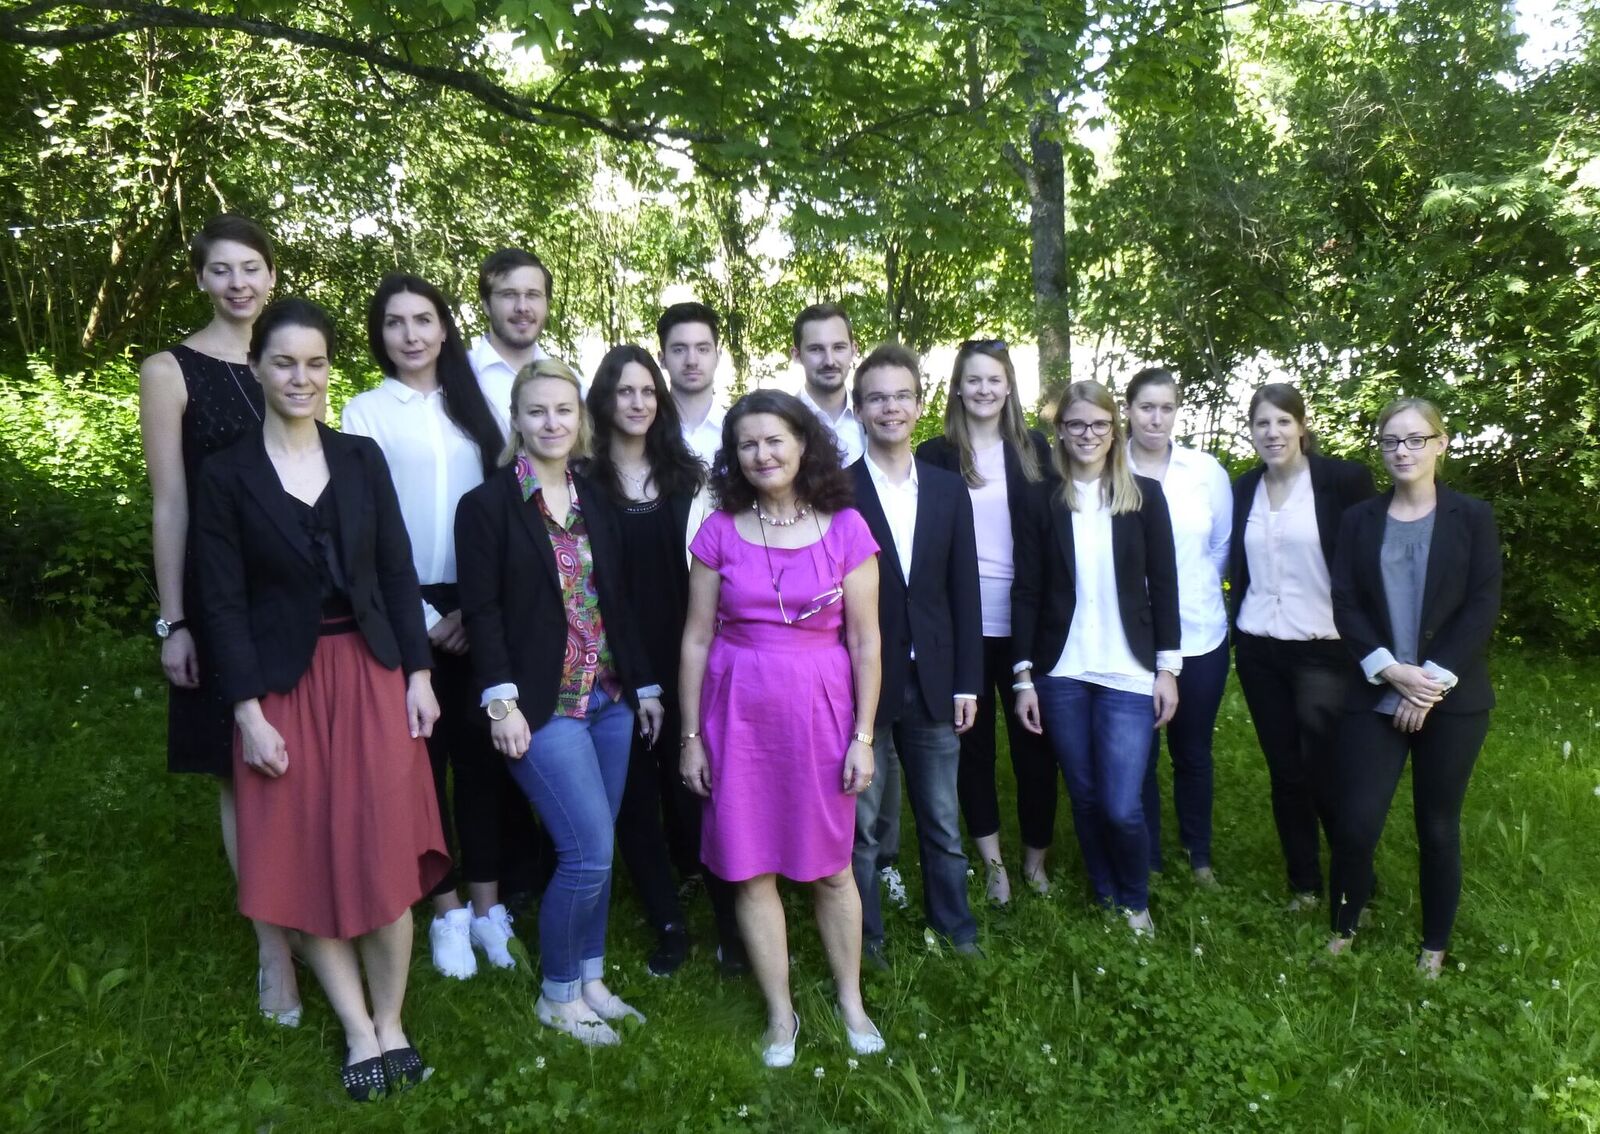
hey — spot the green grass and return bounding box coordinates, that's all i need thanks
[1,620,1597,1132]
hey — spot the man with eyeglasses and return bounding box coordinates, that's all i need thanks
[846,343,983,967]
[792,302,866,466]
[469,247,560,437]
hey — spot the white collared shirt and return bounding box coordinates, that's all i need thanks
[1237,464,1339,640]
[798,385,865,466]
[865,453,919,582]
[1131,443,1232,656]
[680,402,726,468]
[468,333,549,440]
[340,378,487,628]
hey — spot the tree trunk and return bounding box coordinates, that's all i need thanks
[1027,113,1070,404]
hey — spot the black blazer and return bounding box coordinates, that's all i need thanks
[849,457,983,727]
[1228,453,1377,630]
[455,464,654,725]
[1330,484,1501,713]
[917,429,1055,550]
[194,423,432,706]
[1011,475,1181,675]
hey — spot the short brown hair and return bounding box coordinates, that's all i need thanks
[852,342,923,407]
[189,214,275,276]
[792,302,854,348]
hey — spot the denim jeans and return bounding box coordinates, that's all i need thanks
[503,688,633,1002]
[852,676,976,946]
[1141,640,1230,870]
[1036,675,1155,911]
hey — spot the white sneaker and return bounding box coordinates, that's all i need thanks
[879,865,909,910]
[430,908,477,980]
[1125,908,1156,938]
[470,903,518,969]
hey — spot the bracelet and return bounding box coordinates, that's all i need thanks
[681,731,701,742]
[1012,681,1035,692]
[852,731,874,746]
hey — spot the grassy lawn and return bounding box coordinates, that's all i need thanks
[0,620,1596,1132]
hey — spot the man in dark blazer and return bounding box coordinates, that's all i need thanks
[848,344,983,961]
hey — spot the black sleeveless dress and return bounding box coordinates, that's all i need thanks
[166,343,265,775]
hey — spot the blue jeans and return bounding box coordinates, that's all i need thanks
[504,688,633,1002]
[1142,640,1230,870]
[1036,675,1155,911]
[852,675,976,946]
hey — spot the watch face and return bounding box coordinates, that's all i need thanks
[155,618,171,639]
[488,698,510,720]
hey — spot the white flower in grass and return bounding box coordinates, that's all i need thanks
[847,1058,859,1070]
[886,1057,894,1068]
[1193,946,1204,957]
[1248,1102,1260,1113]
[738,1105,749,1118]
[813,1066,825,1079]
[1563,740,1573,758]
[1420,999,1431,1009]
[1047,1054,1059,1066]
[1095,966,1106,976]
[1138,957,1148,967]
[966,867,976,877]
[1457,961,1467,971]
[1552,979,1563,990]
[1277,973,1287,985]
[1399,1049,1407,1056]
[1200,915,1209,926]
[931,1065,942,1076]
[1592,785,1600,797]
[1498,944,1509,954]
[132,686,142,699]
[1041,1043,1052,1055]
[1523,1000,1534,1009]
[917,1031,927,1041]
[535,1056,545,1069]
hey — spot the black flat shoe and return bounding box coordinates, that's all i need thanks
[381,1045,431,1091]
[342,1055,387,1102]
[648,925,691,977]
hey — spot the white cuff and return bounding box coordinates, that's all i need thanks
[1155,651,1184,677]
[1012,661,1033,675]
[481,682,518,708]
[954,693,978,701]
[1421,660,1458,691]
[636,684,664,700]
[421,600,443,632]
[1361,648,1399,685]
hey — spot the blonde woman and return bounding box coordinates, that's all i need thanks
[1012,381,1181,937]
[455,359,664,1046]
[916,339,1057,902]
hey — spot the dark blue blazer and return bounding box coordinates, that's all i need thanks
[195,422,431,705]
[1011,475,1181,675]
[1331,484,1501,713]
[1228,453,1377,630]
[454,464,654,726]
[849,457,983,728]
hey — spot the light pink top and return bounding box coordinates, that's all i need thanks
[969,441,1015,637]
[1236,465,1339,640]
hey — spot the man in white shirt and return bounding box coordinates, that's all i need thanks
[468,248,552,437]
[792,302,865,466]
[847,343,983,964]
[656,301,725,467]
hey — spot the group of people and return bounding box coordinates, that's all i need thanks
[141,214,1502,1101]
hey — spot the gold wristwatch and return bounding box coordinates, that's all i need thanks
[486,697,518,721]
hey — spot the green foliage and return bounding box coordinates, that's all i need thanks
[0,357,150,627]
[1,627,1597,1130]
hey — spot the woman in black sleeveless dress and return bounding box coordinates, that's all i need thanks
[137,215,300,1025]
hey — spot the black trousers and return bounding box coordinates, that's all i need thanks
[1330,707,1490,950]
[422,619,542,897]
[955,635,1059,850]
[1234,633,1353,895]
[614,695,739,947]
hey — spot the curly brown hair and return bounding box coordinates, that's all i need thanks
[709,389,855,514]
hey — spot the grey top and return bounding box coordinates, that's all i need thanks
[1375,510,1436,714]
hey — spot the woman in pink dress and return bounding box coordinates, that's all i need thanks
[679,389,885,1068]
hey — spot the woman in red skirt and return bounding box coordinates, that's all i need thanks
[195,298,450,1101]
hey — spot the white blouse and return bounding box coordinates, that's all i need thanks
[1236,465,1339,640]
[340,378,487,628]
[1047,481,1181,695]
[969,441,1015,637]
[1134,443,1231,656]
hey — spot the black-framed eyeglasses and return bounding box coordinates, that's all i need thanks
[1061,419,1114,438]
[1377,433,1440,452]
[960,338,1008,351]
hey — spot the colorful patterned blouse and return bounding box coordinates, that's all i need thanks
[516,456,621,718]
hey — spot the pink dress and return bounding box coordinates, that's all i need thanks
[691,508,879,882]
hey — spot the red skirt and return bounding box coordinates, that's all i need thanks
[233,626,450,939]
